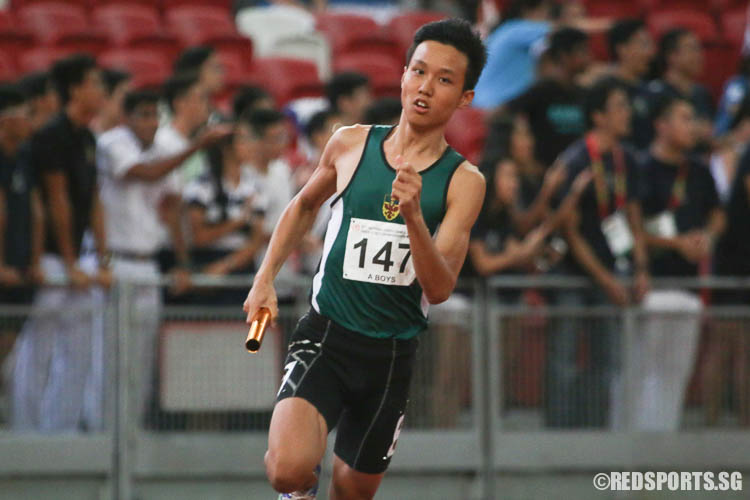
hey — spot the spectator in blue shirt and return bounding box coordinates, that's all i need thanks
[715,55,750,137]
[473,0,553,109]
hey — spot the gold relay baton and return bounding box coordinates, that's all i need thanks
[245,307,271,353]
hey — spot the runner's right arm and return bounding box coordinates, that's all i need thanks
[243,127,348,322]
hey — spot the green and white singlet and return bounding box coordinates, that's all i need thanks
[311,125,465,340]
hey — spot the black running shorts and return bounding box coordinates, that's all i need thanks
[276,308,418,474]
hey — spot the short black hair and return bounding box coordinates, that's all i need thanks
[232,85,272,118]
[244,108,286,137]
[305,109,338,139]
[656,28,691,75]
[102,68,131,95]
[162,72,200,112]
[363,97,402,125]
[650,93,691,125]
[51,53,98,104]
[406,18,487,91]
[502,0,550,23]
[546,27,589,61]
[325,72,369,110]
[18,71,53,100]
[124,90,160,115]
[584,77,626,129]
[0,83,26,114]
[608,19,646,61]
[174,45,214,74]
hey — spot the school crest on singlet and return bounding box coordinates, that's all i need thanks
[310,125,464,340]
[382,195,400,221]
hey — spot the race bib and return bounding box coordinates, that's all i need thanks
[343,218,416,286]
[601,211,633,257]
[644,211,678,239]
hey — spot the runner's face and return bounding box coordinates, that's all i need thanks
[401,41,473,129]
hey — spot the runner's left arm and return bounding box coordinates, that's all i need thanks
[395,162,485,304]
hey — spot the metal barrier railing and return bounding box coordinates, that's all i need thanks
[0,275,748,500]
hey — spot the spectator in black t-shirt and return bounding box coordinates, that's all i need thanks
[606,19,655,147]
[11,54,111,432]
[715,148,750,304]
[639,97,725,278]
[707,145,750,427]
[506,27,590,168]
[632,95,725,431]
[483,111,566,236]
[0,84,40,301]
[632,29,714,152]
[547,78,648,429]
[468,157,547,281]
[34,55,111,287]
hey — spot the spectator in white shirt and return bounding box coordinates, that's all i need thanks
[153,73,213,189]
[96,90,231,427]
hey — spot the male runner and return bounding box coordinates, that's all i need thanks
[243,19,487,500]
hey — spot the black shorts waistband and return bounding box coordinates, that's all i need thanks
[305,308,418,356]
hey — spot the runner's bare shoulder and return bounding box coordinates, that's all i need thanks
[326,124,372,159]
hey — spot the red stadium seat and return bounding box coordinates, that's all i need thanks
[165,5,253,61]
[0,52,17,81]
[713,0,748,10]
[386,11,447,58]
[722,7,747,47]
[334,53,403,98]
[0,11,35,64]
[583,0,644,18]
[702,41,742,102]
[215,50,253,93]
[92,0,162,6]
[99,49,170,90]
[93,4,180,60]
[18,47,76,73]
[316,12,398,63]
[648,10,720,43]
[248,57,322,106]
[11,0,89,7]
[18,2,108,54]
[445,107,487,165]
[642,0,713,12]
[162,0,232,10]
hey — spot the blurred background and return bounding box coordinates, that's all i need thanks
[0,0,749,498]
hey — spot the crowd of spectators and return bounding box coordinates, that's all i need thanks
[0,0,749,432]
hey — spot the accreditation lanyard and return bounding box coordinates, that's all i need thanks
[585,134,626,220]
[667,161,689,210]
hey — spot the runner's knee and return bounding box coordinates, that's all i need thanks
[265,449,315,493]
